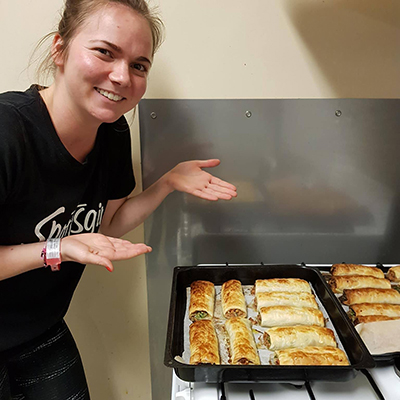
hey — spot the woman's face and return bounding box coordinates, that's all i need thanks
[55,3,153,125]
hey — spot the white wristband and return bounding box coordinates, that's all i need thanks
[45,238,62,271]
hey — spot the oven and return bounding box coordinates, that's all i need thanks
[139,98,400,400]
[171,365,399,400]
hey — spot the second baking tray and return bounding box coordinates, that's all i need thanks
[315,263,400,363]
[164,264,375,383]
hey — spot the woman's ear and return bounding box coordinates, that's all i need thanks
[51,33,65,68]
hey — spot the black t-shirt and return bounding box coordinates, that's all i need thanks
[0,85,135,351]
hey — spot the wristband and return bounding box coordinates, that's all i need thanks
[41,239,62,271]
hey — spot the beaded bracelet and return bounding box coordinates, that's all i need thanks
[41,238,62,271]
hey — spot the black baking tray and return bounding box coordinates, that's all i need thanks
[164,264,375,383]
[314,263,400,363]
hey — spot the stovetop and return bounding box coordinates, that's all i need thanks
[172,364,399,400]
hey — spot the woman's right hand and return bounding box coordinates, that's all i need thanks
[61,233,152,272]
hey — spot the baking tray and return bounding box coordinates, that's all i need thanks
[314,263,400,363]
[164,264,375,383]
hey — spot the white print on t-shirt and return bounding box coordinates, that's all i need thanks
[34,203,105,241]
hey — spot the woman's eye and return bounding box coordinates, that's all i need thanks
[132,63,146,72]
[97,48,112,57]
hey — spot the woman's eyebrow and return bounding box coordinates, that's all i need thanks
[136,56,152,66]
[89,39,152,65]
[89,39,122,52]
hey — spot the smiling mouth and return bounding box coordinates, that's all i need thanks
[95,87,124,102]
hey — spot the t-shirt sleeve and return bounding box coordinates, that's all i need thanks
[105,116,136,200]
[0,102,27,205]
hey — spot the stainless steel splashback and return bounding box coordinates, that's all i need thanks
[138,98,400,399]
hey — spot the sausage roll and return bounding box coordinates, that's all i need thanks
[256,291,318,311]
[331,263,384,279]
[262,325,337,351]
[189,320,220,365]
[255,278,312,295]
[387,266,400,282]
[221,279,247,318]
[340,288,400,306]
[273,346,349,366]
[349,303,400,318]
[225,317,260,365]
[259,306,325,328]
[354,315,400,325]
[189,280,215,322]
[328,275,391,294]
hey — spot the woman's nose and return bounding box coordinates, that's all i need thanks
[109,62,131,87]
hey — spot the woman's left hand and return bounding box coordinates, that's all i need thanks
[166,159,237,201]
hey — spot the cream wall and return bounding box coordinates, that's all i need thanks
[0,1,399,400]
[148,0,400,99]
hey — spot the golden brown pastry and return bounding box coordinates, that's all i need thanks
[349,303,400,318]
[221,279,247,318]
[259,306,325,327]
[255,278,311,295]
[387,266,400,282]
[354,315,400,325]
[225,317,260,365]
[189,280,215,322]
[273,346,349,365]
[331,264,384,279]
[189,320,220,365]
[262,325,337,351]
[340,288,400,306]
[256,291,318,310]
[328,275,391,294]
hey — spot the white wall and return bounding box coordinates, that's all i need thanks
[1,1,399,399]
[148,0,400,99]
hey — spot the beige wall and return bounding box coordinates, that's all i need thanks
[1,0,399,399]
[148,0,400,99]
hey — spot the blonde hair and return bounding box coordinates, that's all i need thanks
[34,0,164,84]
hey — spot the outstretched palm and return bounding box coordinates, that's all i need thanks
[61,233,152,271]
[167,159,237,201]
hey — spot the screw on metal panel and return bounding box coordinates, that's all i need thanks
[245,110,252,118]
[335,110,342,117]
[150,112,157,119]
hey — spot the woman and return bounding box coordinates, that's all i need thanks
[0,0,236,398]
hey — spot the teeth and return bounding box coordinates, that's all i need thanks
[96,88,123,102]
